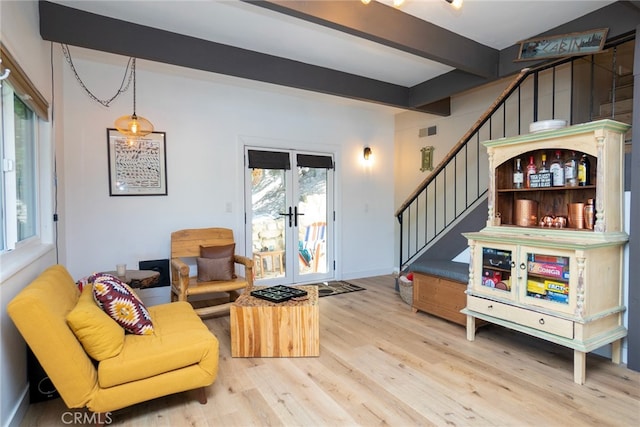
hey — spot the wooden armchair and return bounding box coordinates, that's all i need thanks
[171,228,253,317]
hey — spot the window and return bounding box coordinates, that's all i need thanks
[1,86,38,250]
[0,44,49,256]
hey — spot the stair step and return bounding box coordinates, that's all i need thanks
[599,98,633,116]
[608,84,634,102]
[617,73,634,86]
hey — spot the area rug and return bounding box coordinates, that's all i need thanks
[303,281,365,297]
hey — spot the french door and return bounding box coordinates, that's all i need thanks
[245,148,334,285]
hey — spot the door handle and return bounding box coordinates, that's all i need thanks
[279,206,293,227]
[294,206,305,227]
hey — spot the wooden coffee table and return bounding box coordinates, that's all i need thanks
[230,285,319,357]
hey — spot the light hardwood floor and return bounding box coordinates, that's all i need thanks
[21,275,639,426]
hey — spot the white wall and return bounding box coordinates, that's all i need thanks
[1,2,57,427]
[393,78,510,211]
[59,52,397,283]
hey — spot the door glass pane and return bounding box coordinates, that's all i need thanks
[297,166,327,275]
[481,247,512,292]
[526,252,570,304]
[251,168,286,279]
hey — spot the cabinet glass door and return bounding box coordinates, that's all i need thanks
[473,244,515,300]
[520,246,575,315]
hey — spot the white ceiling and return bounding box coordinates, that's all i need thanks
[53,0,615,87]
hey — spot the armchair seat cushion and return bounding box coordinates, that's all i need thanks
[98,301,218,388]
[171,228,254,317]
[184,275,249,296]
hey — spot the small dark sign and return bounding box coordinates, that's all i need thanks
[529,172,552,188]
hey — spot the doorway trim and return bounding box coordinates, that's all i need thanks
[240,135,340,284]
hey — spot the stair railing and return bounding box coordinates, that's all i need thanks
[395,34,634,270]
[395,68,536,269]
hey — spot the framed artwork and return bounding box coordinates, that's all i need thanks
[516,28,608,62]
[420,146,434,172]
[107,129,167,196]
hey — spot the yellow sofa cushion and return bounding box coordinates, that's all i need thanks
[98,301,218,388]
[66,285,124,361]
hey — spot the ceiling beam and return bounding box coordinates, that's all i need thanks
[246,0,498,79]
[38,1,637,116]
[38,1,422,112]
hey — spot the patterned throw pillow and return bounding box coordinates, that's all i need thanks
[90,273,154,335]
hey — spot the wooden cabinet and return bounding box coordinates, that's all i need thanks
[412,273,468,326]
[463,120,630,384]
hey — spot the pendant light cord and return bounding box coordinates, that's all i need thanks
[61,44,134,107]
[132,58,137,116]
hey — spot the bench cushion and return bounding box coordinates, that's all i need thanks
[98,301,218,388]
[409,260,469,283]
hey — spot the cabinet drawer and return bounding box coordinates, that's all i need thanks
[467,296,574,339]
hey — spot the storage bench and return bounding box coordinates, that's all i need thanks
[409,260,472,327]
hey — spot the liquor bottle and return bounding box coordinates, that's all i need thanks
[578,153,590,186]
[539,153,549,173]
[565,151,578,187]
[584,198,595,230]
[550,150,564,187]
[526,155,537,188]
[513,158,524,189]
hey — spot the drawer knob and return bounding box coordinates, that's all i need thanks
[539,318,545,325]
[487,304,493,309]
[520,263,526,270]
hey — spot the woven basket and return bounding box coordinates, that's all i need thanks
[398,277,413,306]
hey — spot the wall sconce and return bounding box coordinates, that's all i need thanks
[363,147,372,161]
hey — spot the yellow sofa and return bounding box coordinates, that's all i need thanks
[7,265,219,415]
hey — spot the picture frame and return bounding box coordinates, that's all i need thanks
[420,146,434,172]
[516,28,608,62]
[107,129,168,196]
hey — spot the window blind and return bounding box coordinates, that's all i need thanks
[0,43,49,121]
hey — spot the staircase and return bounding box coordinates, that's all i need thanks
[396,36,635,271]
[595,72,634,142]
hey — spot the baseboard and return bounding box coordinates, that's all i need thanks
[5,384,29,427]
[342,268,394,281]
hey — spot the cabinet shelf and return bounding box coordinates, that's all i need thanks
[482,265,511,273]
[497,185,596,193]
[500,224,594,232]
[527,272,568,282]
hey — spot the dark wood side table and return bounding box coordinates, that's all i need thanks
[102,270,160,289]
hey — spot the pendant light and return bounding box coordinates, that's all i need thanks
[114,58,154,137]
